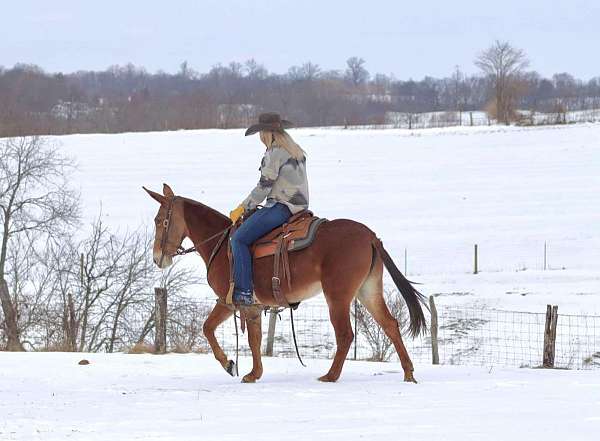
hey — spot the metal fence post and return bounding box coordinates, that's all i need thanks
[265,309,278,356]
[474,244,479,274]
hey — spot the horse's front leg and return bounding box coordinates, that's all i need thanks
[203,302,236,376]
[241,305,264,383]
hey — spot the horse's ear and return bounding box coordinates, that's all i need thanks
[143,186,166,204]
[163,183,175,198]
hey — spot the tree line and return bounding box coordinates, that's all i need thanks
[1,41,599,137]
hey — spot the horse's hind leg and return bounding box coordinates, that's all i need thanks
[203,302,236,376]
[318,298,354,382]
[319,238,372,382]
[357,267,417,383]
[241,305,263,383]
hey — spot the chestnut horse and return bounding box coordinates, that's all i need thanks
[144,184,427,383]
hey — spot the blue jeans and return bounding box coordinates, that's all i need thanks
[231,203,292,292]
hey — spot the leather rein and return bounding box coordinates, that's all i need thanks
[159,196,231,272]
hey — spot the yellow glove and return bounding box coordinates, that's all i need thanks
[229,205,245,223]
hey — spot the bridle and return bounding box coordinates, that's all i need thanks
[157,196,181,268]
[157,196,231,270]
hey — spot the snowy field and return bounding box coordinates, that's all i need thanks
[1,352,599,441]
[54,123,600,314]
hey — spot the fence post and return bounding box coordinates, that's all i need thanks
[429,296,439,365]
[154,287,167,354]
[470,111,473,126]
[543,304,558,368]
[408,113,412,130]
[265,309,278,356]
[473,244,478,274]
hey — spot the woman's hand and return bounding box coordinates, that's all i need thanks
[229,205,245,223]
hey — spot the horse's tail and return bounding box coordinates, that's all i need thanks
[372,238,428,338]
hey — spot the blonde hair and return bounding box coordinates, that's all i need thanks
[259,130,306,160]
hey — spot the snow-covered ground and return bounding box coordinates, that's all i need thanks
[55,122,600,314]
[1,352,599,441]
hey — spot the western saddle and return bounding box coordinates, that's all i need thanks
[251,210,327,307]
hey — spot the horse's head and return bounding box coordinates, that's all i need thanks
[143,183,188,269]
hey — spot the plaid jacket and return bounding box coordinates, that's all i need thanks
[242,145,309,214]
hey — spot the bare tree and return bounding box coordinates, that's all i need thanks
[345,57,369,87]
[475,40,530,124]
[38,213,204,353]
[244,59,268,80]
[287,62,321,82]
[352,288,408,361]
[0,137,79,350]
[5,230,58,349]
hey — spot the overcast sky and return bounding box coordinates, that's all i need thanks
[2,0,599,79]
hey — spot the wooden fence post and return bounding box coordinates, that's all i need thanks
[429,296,439,365]
[265,309,278,356]
[543,304,558,368]
[154,287,167,354]
[470,111,474,126]
[473,244,479,274]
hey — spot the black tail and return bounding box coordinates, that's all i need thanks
[373,239,428,338]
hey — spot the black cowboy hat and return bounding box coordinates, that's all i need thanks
[245,112,293,136]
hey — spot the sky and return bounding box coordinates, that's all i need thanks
[1,0,599,80]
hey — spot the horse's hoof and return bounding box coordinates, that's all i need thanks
[404,373,418,383]
[225,360,237,377]
[241,375,257,383]
[317,374,337,383]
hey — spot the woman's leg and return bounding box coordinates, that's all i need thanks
[230,204,292,299]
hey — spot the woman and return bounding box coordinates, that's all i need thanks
[229,113,309,305]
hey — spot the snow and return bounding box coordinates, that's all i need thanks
[3,124,600,439]
[1,352,599,441]
[53,122,600,314]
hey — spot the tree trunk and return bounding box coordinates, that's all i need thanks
[0,278,25,351]
[62,293,78,351]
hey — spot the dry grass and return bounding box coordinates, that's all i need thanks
[127,342,156,354]
[37,341,77,352]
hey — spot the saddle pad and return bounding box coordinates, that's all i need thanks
[252,214,327,259]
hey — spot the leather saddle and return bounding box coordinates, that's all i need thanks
[252,210,327,259]
[250,209,327,306]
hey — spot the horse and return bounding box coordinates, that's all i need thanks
[144,183,427,383]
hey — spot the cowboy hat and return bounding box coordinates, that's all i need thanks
[245,112,293,136]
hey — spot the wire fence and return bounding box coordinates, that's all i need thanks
[157,298,600,370]
[350,109,600,130]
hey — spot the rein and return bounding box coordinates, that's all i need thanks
[159,195,231,271]
[175,227,230,257]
